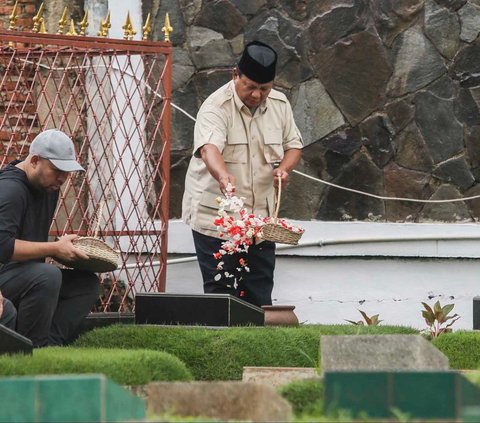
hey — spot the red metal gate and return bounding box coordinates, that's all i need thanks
[0,30,172,311]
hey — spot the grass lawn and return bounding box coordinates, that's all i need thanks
[74,324,418,380]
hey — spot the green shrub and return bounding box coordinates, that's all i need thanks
[0,347,192,385]
[432,331,480,369]
[279,378,324,416]
[75,324,417,380]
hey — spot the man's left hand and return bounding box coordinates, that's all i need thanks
[273,168,289,189]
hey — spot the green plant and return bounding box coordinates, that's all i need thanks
[345,310,382,326]
[421,300,460,339]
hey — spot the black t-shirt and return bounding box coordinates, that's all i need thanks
[0,160,58,264]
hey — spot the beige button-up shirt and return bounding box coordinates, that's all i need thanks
[182,80,303,238]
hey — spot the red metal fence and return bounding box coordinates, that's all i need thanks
[0,30,172,311]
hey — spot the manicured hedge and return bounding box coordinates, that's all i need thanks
[0,347,192,385]
[75,324,418,380]
[432,331,480,369]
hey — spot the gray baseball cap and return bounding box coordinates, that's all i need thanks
[30,129,85,172]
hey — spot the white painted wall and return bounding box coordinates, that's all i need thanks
[167,220,480,331]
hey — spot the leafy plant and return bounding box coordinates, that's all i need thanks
[421,300,460,338]
[345,310,382,326]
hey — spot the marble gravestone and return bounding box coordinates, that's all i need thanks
[321,335,449,373]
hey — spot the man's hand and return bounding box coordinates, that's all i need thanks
[200,144,236,195]
[219,174,236,196]
[54,234,90,262]
[273,168,289,189]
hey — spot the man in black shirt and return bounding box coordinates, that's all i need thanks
[0,129,99,347]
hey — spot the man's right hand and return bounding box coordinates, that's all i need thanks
[54,234,90,262]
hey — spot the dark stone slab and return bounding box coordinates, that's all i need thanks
[314,30,391,125]
[454,88,480,125]
[419,184,472,222]
[279,160,325,220]
[464,184,480,218]
[306,1,369,48]
[135,293,265,327]
[428,74,456,100]
[360,114,394,168]
[384,162,433,221]
[231,0,266,15]
[370,0,424,46]
[433,157,475,191]
[458,1,480,42]
[188,26,235,70]
[244,11,312,87]
[415,91,464,164]
[466,125,480,169]
[451,40,480,87]
[195,0,247,39]
[394,123,434,172]
[317,153,385,221]
[386,98,415,133]
[171,47,195,91]
[292,78,345,146]
[170,87,198,150]
[191,69,232,103]
[434,0,467,11]
[388,25,446,96]
[151,0,186,46]
[424,0,461,59]
[0,325,33,355]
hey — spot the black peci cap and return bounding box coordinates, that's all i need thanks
[237,41,277,84]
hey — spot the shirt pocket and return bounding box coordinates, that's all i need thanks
[196,190,221,230]
[263,129,284,163]
[223,137,248,164]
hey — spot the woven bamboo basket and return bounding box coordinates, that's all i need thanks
[57,237,119,273]
[261,176,304,245]
[56,203,119,273]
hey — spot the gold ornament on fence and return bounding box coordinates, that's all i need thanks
[162,13,173,42]
[79,11,89,36]
[57,7,68,35]
[122,12,136,40]
[142,13,152,40]
[32,2,45,33]
[98,12,111,38]
[66,19,77,36]
[8,0,19,31]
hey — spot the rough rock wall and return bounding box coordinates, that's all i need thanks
[143,0,480,223]
[18,0,479,222]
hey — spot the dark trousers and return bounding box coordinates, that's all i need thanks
[0,297,16,330]
[192,230,275,307]
[0,262,100,347]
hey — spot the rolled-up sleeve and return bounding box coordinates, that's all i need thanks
[193,105,228,158]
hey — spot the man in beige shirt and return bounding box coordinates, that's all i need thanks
[182,41,303,307]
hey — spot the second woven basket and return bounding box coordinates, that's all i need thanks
[261,175,303,246]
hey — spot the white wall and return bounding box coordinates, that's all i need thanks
[167,220,480,330]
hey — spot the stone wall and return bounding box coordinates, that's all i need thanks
[7,0,480,223]
[145,0,480,223]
